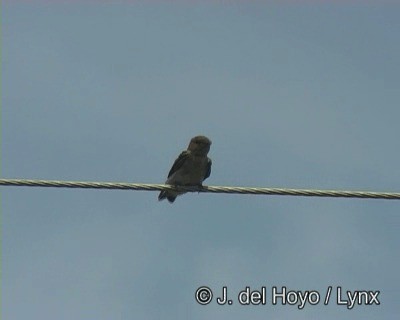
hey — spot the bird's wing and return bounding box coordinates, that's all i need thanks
[204,158,212,181]
[167,151,190,178]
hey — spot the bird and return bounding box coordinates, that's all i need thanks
[158,135,212,203]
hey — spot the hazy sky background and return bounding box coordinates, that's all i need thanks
[2,2,400,319]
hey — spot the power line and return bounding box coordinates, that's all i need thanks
[1,178,399,200]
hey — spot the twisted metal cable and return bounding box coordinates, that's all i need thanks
[1,178,399,200]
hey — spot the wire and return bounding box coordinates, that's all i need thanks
[1,178,399,200]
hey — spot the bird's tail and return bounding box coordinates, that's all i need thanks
[158,191,176,203]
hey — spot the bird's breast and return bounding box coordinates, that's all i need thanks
[169,156,208,185]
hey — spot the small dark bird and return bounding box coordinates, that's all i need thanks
[158,135,212,203]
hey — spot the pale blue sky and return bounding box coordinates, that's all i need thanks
[2,2,400,319]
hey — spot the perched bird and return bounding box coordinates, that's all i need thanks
[158,135,212,203]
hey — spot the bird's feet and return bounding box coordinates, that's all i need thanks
[196,183,204,193]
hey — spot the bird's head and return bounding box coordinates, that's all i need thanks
[188,135,212,155]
